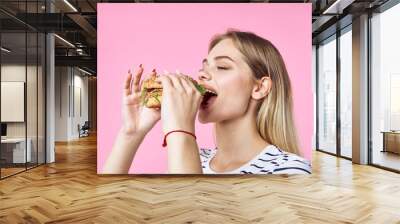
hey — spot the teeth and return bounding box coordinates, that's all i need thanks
[206,89,217,95]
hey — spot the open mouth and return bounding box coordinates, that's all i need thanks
[201,89,218,108]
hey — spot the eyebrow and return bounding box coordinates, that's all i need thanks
[202,55,236,64]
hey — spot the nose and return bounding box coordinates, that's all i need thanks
[198,70,211,81]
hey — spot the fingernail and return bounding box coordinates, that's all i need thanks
[152,68,156,73]
[128,69,131,73]
[139,64,143,68]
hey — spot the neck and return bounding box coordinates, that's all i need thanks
[214,109,269,163]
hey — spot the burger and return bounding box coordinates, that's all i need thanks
[140,74,217,108]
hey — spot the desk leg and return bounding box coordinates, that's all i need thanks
[382,133,386,153]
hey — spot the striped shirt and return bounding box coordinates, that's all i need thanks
[199,145,311,174]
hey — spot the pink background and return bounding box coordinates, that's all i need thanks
[97,3,312,174]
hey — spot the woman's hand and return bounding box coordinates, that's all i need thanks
[158,72,203,134]
[122,65,161,136]
[158,72,203,174]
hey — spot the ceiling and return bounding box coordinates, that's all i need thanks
[0,0,392,75]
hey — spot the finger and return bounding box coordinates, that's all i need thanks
[158,75,173,91]
[151,68,157,77]
[132,64,144,92]
[179,74,194,93]
[185,75,200,92]
[169,74,184,91]
[150,68,159,85]
[187,76,203,102]
[174,71,190,89]
[124,70,133,96]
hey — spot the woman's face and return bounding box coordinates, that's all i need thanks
[198,38,255,123]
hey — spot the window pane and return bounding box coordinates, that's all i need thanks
[318,36,337,154]
[371,3,400,171]
[340,29,352,158]
[27,31,38,169]
[38,32,45,165]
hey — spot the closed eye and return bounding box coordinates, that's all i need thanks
[217,66,229,70]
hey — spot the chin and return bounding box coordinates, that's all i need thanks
[198,103,241,124]
[198,112,212,124]
[199,111,231,124]
[199,108,223,123]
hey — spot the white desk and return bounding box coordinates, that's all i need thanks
[1,138,32,163]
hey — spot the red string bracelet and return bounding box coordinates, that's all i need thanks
[162,130,197,147]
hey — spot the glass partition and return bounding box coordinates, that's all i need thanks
[38,32,45,165]
[27,30,38,169]
[1,30,28,177]
[0,1,46,179]
[317,35,337,155]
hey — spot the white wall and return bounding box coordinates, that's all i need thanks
[54,67,89,141]
[1,65,42,137]
[55,66,69,141]
[1,82,25,122]
[1,65,26,134]
[72,73,89,138]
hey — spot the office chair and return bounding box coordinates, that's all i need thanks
[79,121,90,138]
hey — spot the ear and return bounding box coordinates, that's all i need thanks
[251,76,272,100]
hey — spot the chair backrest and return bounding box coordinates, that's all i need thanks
[82,121,90,129]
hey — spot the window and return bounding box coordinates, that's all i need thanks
[371,2,400,171]
[317,35,337,154]
[339,27,352,158]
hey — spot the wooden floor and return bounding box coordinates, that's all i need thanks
[372,150,400,171]
[1,167,26,178]
[1,134,400,223]
[1,163,44,178]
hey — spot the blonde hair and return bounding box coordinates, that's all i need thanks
[208,29,300,156]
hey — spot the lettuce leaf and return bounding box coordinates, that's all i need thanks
[194,83,207,96]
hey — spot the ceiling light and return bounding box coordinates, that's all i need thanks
[63,0,78,12]
[54,34,75,48]
[322,0,355,15]
[78,67,93,76]
[1,47,11,53]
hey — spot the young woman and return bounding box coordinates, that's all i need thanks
[103,30,311,174]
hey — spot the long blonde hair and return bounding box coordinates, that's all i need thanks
[208,29,300,156]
